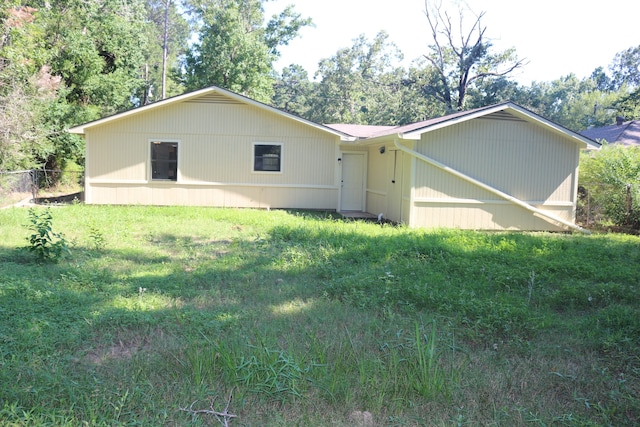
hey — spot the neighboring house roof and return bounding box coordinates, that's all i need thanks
[580,120,640,147]
[67,86,356,142]
[329,103,599,149]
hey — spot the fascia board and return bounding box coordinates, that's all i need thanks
[401,103,593,149]
[504,104,593,149]
[400,104,512,140]
[213,87,357,142]
[67,87,216,134]
[68,86,356,142]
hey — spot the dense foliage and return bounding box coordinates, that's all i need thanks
[580,145,640,228]
[181,0,311,102]
[0,0,310,170]
[1,1,639,173]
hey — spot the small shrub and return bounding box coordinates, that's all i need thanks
[88,224,106,251]
[24,207,70,262]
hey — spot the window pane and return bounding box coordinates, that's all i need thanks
[151,142,178,180]
[254,144,281,172]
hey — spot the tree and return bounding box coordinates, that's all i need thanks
[609,45,640,90]
[45,0,149,115]
[140,0,190,103]
[580,145,640,228]
[514,73,630,131]
[272,64,314,117]
[418,0,526,112]
[605,45,640,120]
[589,66,614,92]
[182,0,311,102]
[1,1,152,171]
[462,75,523,109]
[613,87,640,121]
[0,76,54,171]
[308,31,406,124]
[264,4,313,57]
[0,5,56,170]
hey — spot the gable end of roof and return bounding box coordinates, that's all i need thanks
[396,102,597,149]
[67,86,356,141]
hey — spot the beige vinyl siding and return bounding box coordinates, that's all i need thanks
[85,94,340,208]
[365,144,388,216]
[410,201,569,231]
[362,143,413,223]
[408,114,579,231]
[87,184,337,209]
[401,149,412,224]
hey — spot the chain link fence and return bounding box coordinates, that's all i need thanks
[0,169,84,207]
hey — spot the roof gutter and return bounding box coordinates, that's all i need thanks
[393,137,590,234]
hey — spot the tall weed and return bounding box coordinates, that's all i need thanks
[410,321,448,398]
[24,207,70,262]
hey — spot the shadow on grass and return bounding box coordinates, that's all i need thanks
[2,220,639,353]
[1,210,639,425]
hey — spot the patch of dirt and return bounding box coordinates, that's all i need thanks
[2,191,84,208]
[348,410,374,426]
[34,191,83,204]
[80,329,164,366]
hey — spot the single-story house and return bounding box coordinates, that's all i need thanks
[580,116,640,147]
[68,86,598,232]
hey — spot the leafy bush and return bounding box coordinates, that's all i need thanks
[580,145,640,228]
[24,207,70,262]
[88,223,106,251]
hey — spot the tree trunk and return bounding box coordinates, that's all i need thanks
[162,0,170,100]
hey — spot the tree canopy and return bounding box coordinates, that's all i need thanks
[180,0,311,102]
[1,0,639,174]
[1,1,149,170]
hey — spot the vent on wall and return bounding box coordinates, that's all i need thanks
[185,93,243,104]
[483,111,525,122]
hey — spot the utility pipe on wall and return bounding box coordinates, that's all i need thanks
[393,138,590,234]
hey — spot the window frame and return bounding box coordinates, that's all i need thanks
[252,142,283,174]
[149,139,180,182]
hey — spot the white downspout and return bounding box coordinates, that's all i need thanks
[393,138,590,234]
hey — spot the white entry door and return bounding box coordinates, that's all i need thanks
[340,153,365,211]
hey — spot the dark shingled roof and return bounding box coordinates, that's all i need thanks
[580,120,640,147]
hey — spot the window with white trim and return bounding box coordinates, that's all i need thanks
[150,141,178,181]
[253,143,282,172]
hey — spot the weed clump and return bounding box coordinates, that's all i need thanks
[24,207,70,263]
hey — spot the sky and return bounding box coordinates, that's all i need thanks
[263,0,640,86]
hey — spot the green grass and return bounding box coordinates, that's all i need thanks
[0,204,639,426]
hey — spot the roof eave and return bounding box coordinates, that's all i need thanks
[400,103,514,140]
[504,104,594,149]
[67,87,217,134]
[67,86,357,141]
[213,87,356,141]
[401,102,595,149]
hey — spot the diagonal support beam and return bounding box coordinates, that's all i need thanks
[393,138,590,234]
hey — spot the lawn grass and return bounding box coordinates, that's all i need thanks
[0,204,638,426]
